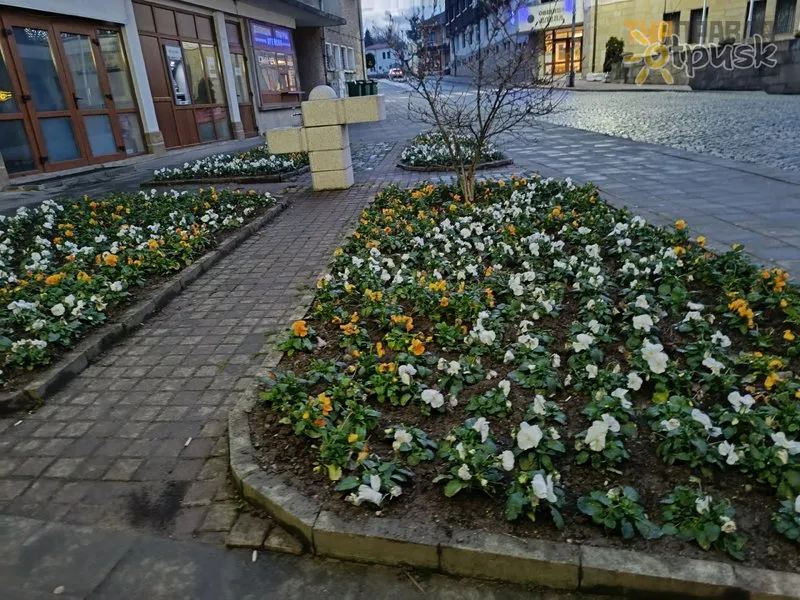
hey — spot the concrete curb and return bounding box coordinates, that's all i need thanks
[228,377,800,598]
[140,165,310,187]
[396,158,514,173]
[0,199,290,416]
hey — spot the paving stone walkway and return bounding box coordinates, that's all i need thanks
[0,180,394,545]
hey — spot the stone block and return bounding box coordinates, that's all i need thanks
[343,95,386,124]
[311,165,354,191]
[301,99,345,127]
[266,127,307,154]
[313,510,439,569]
[309,149,352,173]
[305,125,349,152]
[735,565,800,599]
[439,529,580,589]
[580,546,737,596]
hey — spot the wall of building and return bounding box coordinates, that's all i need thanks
[366,46,399,74]
[586,0,800,76]
[323,0,366,80]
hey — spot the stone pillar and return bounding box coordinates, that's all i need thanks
[122,0,165,154]
[213,11,244,140]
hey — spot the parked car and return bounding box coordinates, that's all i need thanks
[388,67,405,81]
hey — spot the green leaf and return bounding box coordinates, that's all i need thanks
[620,520,634,539]
[661,523,679,536]
[636,519,662,540]
[335,476,360,491]
[505,492,525,521]
[576,496,595,516]
[550,506,565,530]
[444,479,465,497]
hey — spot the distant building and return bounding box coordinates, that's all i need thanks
[366,43,400,75]
[418,11,450,75]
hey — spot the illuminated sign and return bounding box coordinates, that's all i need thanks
[0,90,12,102]
[250,22,293,52]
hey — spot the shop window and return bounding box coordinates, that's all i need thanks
[775,0,797,34]
[251,20,297,103]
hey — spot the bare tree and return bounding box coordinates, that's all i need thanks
[387,0,560,203]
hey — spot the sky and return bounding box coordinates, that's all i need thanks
[361,0,441,28]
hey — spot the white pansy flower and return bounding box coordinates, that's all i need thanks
[457,464,472,481]
[421,388,444,409]
[717,441,739,465]
[634,295,649,309]
[702,356,725,375]
[641,340,669,374]
[398,364,417,385]
[711,331,732,348]
[349,475,384,507]
[517,422,543,450]
[551,353,561,368]
[531,394,547,415]
[572,333,594,353]
[661,418,681,432]
[627,372,643,391]
[727,391,755,414]
[771,432,800,455]
[498,380,511,397]
[503,349,515,364]
[696,494,712,515]
[691,409,721,437]
[720,516,737,534]
[632,314,654,331]
[393,429,413,451]
[687,302,705,311]
[531,473,557,503]
[585,364,598,379]
[500,450,515,471]
[50,303,65,317]
[794,494,800,514]
[472,417,490,442]
[478,329,496,345]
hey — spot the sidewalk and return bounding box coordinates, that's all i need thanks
[439,73,691,92]
[0,515,585,599]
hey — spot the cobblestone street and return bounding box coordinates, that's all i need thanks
[2,81,800,598]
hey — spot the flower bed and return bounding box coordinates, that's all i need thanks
[1,188,274,387]
[399,132,506,169]
[152,145,308,182]
[253,178,800,571]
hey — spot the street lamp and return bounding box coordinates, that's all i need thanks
[567,0,577,87]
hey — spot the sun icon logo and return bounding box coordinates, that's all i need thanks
[624,23,674,85]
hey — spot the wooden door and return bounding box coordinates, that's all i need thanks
[139,33,180,148]
[0,29,40,176]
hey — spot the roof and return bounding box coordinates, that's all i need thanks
[365,43,392,50]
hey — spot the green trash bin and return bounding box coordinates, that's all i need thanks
[357,80,368,96]
[368,80,378,95]
[347,81,360,97]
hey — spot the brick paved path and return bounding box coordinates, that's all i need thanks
[0,181,400,544]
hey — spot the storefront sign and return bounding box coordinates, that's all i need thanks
[518,0,584,32]
[164,45,183,63]
[251,22,293,52]
[0,90,12,102]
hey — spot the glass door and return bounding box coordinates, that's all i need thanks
[4,17,86,170]
[56,26,126,160]
[0,34,38,175]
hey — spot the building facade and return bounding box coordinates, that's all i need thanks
[584,0,800,75]
[365,43,400,75]
[0,0,364,185]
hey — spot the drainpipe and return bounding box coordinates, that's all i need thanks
[357,0,367,78]
[699,0,708,44]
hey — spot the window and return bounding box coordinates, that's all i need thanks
[662,12,681,43]
[775,0,797,34]
[338,45,346,70]
[688,8,707,44]
[346,47,356,71]
[745,0,767,36]
[251,20,298,101]
[326,43,335,70]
